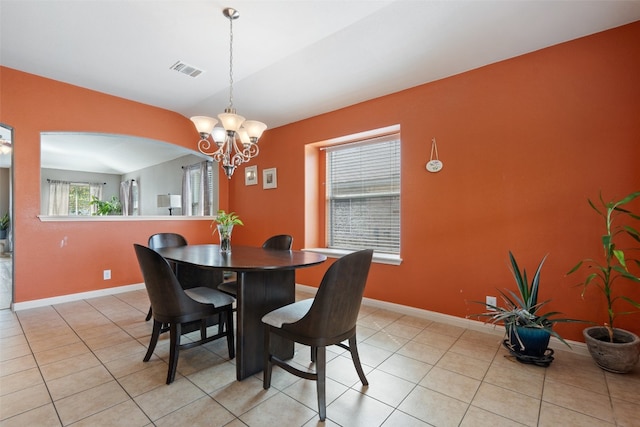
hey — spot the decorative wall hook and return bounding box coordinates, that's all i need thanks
[426,138,443,173]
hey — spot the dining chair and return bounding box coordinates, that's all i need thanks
[145,233,188,321]
[134,244,235,384]
[218,234,293,297]
[262,249,373,421]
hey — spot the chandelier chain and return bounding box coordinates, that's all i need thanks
[228,16,234,110]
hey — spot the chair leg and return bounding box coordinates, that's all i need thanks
[225,309,235,359]
[166,322,182,384]
[145,306,152,321]
[311,346,317,362]
[263,326,273,389]
[144,320,162,362]
[316,346,327,421]
[200,319,207,341]
[348,335,368,386]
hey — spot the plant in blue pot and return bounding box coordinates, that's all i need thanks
[469,251,585,366]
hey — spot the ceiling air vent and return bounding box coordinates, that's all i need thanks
[169,61,203,78]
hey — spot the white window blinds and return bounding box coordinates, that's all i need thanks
[326,134,401,254]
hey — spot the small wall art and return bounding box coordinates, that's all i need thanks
[263,168,277,189]
[245,165,258,186]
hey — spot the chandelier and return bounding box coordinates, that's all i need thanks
[191,7,267,179]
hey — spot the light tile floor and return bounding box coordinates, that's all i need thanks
[1,289,639,426]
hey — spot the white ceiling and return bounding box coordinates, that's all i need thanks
[2,0,640,171]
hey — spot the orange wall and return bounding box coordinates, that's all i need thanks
[2,22,639,343]
[228,22,640,342]
[0,66,229,302]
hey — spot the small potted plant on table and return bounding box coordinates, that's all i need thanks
[470,251,583,366]
[212,210,243,253]
[567,191,640,373]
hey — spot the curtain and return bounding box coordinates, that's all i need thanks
[182,167,193,216]
[182,161,212,216]
[48,180,70,215]
[119,179,137,216]
[89,183,103,216]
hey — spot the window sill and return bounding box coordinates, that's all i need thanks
[38,215,215,222]
[303,248,402,265]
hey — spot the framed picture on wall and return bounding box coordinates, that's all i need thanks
[245,165,258,186]
[263,168,277,189]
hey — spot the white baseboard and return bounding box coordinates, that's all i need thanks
[12,283,146,311]
[296,284,590,357]
[11,281,589,357]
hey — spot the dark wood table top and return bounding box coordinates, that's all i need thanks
[157,244,326,272]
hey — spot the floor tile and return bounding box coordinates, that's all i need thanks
[472,382,540,427]
[134,377,206,421]
[538,401,615,427]
[381,409,430,426]
[0,383,51,421]
[376,353,432,383]
[240,392,316,427]
[435,350,491,380]
[209,376,279,416]
[283,374,348,411]
[54,380,129,425]
[419,366,480,403]
[0,403,61,427]
[398,385,469,427]
[326,388,395,427]
[155,395,235,427]
[542,379,615,424]
[2,292,638,426]
[460,405,526,426]
[360,369,416,407]
[70,400,151,427]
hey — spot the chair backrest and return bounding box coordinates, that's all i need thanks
[283,249,373,339]
[262,234,293,250]
[148,233,188,250]
[133,244,205,322]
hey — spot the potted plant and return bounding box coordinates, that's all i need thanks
[211,210,243,253]
[90,196,122,215]
[470,251,583,366]
[567,191,640,373]
[0,212,9,239]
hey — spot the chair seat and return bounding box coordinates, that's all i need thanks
[185,287,235,307]
[262,299,313,328]
[217,281,238,297]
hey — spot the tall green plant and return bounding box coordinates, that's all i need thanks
[567,191,640,337]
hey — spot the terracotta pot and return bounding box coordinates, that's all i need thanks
[583,326,640,373]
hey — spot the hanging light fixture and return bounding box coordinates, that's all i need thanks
[191,7,267,179]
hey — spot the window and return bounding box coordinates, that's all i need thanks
[326,134,401,254]
[68,183,91,216]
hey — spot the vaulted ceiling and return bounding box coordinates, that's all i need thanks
[2,1,639,171]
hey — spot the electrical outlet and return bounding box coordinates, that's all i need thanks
[486,295,497,308]
[103,269,111,280]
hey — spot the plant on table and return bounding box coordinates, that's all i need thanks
[211,210,243,252]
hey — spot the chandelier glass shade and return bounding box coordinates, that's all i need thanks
[191,7,267,179]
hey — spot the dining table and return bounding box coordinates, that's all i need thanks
[156,244,327,380]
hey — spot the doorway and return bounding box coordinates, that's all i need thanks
[0,123,13,309]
